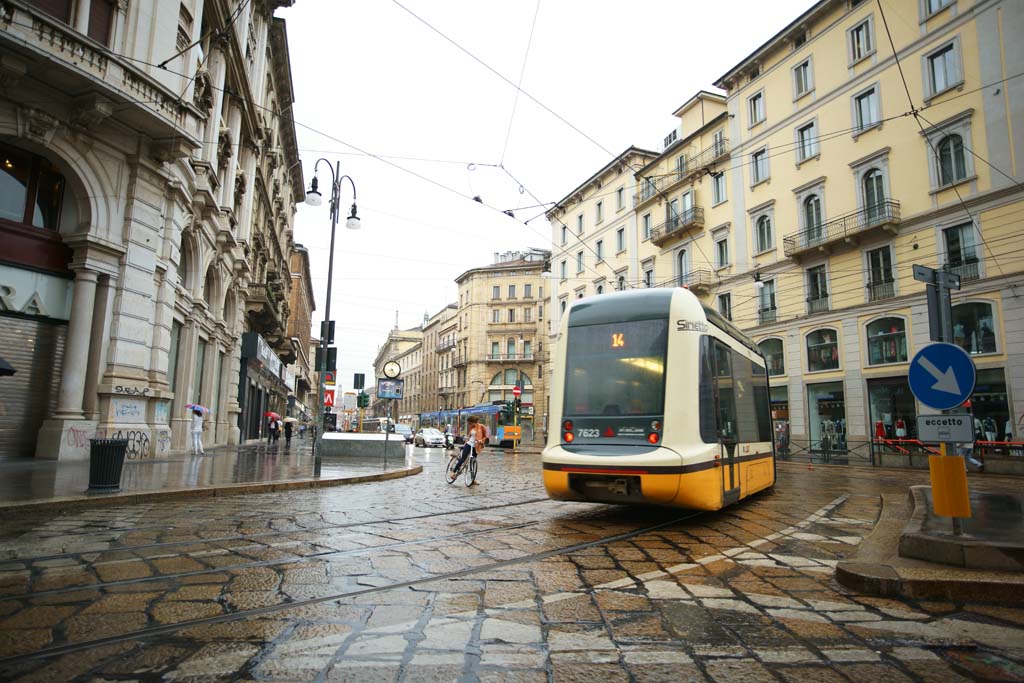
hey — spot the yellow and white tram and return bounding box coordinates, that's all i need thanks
[542,287,775,510]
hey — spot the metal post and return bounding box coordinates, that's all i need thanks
[314,162,342,478]
[936,271,965,535]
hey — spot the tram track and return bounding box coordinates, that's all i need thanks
[0,491,550,564]
[0,508,705,666]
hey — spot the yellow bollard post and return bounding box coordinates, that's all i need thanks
[928,443,972,523]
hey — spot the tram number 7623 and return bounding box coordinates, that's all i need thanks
[576,428,600,438]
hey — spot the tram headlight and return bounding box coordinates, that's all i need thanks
[647,432,660,444]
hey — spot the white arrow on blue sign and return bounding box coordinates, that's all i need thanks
[908,342,976,411]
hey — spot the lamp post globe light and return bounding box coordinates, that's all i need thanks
[305,159,359,472]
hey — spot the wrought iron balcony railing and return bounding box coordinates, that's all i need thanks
[485,353,535,362]
[807,296,830,314]
[660,268,716,293]
[783,200,901,258]
[758,307,778,325]
[633,138,729,205]
[650,206,705,246]
[946,260,980,282]
[867,279,895,302]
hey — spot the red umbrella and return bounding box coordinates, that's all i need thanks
[264,411,281,420]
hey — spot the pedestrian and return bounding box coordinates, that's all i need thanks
[299,423,306,440]
[190,408,205,455]
[284,420,293,445]
[274,418,282,443]
[267,416,276,444]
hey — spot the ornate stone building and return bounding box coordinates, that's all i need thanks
[0,0,304,459]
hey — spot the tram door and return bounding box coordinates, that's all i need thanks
[712,340,741,505]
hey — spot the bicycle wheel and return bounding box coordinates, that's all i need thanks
[464,455,477,486]
[445,455,461,484]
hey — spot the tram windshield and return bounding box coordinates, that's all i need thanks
[564,319,667,416]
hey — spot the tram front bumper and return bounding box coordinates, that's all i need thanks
[541,445,683,505]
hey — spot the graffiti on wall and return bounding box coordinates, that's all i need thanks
[155,429,171,456]
[65,425,94,449]
[113,385,151,397]
[111,398,144,422]
[154,400,169,426]
[110,430,152,460]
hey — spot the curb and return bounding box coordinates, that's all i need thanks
[835,491,1024,605]
[0,465,423,516]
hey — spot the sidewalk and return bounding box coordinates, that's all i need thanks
[0,439,421,512]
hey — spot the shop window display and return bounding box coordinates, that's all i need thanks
[967,368,1009,442]
[866,317,907,365]
[758,338,785,376]
[952,302,996,355]
[807,382,846,453]
[868,378,916,443]
[807,329,839,372]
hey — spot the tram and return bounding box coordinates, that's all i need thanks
[542,287,775,510]
[420,403,516,446]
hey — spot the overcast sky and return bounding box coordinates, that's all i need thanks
[282,0,811,394]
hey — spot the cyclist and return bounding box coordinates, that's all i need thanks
[450,416,488,483]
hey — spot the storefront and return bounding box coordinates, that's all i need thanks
[807,382,846,452]
[239,332,289,441]
[867,377,916,442]
[970,368,1011,441]
[770,386,790,455]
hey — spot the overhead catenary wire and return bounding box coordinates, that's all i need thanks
[499,0,542,166]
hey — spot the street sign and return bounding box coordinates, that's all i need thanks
[512,385,522,397]
[324,390,335,407]
[353,373,365,390]
[502,425,521,439]
[917,414,974,443]
[324,371,336,386]
[908,343,976,411]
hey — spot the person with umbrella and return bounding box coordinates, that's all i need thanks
[185,404,209,455]
[283,417,296,445]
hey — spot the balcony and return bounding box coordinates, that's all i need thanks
[436,339,456,352]
[663,268,716,294]
[783,200,901,260]
[485,353,535,362]
[806,296,830,315]
[650,207,705,246]
[758,307,778,325]
[452,354,468,367]
[946,260,980,283]
[633,138,729,207]
[867,279,896,302]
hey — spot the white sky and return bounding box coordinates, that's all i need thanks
[282,0,811,394]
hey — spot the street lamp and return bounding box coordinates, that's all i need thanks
[305,159,360,473]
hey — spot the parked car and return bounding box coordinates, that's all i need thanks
[414,428,446,448]
[392,423,414,443]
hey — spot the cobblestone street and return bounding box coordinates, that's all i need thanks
[0,449,1021,682]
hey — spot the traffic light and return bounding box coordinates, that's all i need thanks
[514,397,522,413]
[357,392,370,408]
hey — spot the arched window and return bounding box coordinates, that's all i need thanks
[596,284,604,295]
[952,302,996,355]
[560,300,567,314]
[178,241,190,289]
[617,275,626,291]
[755,215,772,253]
[0,142,66,231]
[223,288,236,330]
[938,134,966,186]
[758,338,785,376]
[863,168,885,222]
[804,195,823,244]
[488,370,533,403]
[807,328,839,372]
[203,265,217,307]
[677,249,688,284]
[866,317,907,365]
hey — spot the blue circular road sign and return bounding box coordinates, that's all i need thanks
[908,342,976,411]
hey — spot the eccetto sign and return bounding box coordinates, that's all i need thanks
[916,414,973,443]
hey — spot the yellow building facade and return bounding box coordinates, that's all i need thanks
[549,0,1024,460]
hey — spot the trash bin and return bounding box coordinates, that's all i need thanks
[88,438,128,493]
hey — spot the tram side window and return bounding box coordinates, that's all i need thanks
[750,360,772,442]
[698,337,718,444]
[699,337,772,444]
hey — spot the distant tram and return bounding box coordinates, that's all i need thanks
[542,288,775,510]
[420,403,517,447]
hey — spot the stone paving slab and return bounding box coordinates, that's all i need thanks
[0,456,1020,681]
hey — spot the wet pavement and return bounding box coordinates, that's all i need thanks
[0,450,1021,681]
[0,440,412,503]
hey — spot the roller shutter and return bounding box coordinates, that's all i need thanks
[0,315,66,458]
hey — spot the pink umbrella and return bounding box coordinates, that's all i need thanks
[186,404,210,414]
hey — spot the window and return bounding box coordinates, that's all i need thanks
[849,18,874,63]
[713,130,726,157]
[616,228,625,252]
[952,302,996,355]
[560,226,567,245]
[616,187,625,210]
[698,337,772,445]
[491,341,499,357]
[524,340,532,356]
[758,338,785,376]
[793,30,807,48]
[508,284,516,299]
[596,284,604,295]
[937,134,967,186]
[712,172,727,205]
[804,195,823,243]
[867,317,907,365]
[854,86,880,132]
[867,246,895,301]
[506,338,516,357]
[508,308,516,323]
[577,291,584,299]
[927,43,959,97]
[676,249,688,284]
[755,215,773,253]
[807,265,829,313]
[750,64,761,80]
[87,0,115,45]
[492,309,501,323]
[642,214,651,240]
[0,142,66,230]
[617,275,626,291]
[807,329,840,372]
[34,0,72,22]
[863,168,886,222]
[793,59,813,98]
[752,149,769,184]
[759,280,777,324]
[576,214,584,234]
[643,269,653,288]
[943,222,979,281]
[797,121,818,161]
[596,240,604,261]
[748,91,765,125]
[560,300,566,314]
[595,201,603,224]
[923,0,954,17]
[718,293,732,321]
[524,283,532,298]
[676,155,688,180]
[524,307,532,322]
[576,251,584,273]
[559,261,567,280]
[715,236,729,269]
[492,286,500,300]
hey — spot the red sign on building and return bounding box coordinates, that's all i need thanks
[324,390,335,407]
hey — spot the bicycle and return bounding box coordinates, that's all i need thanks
[445,448,477,486]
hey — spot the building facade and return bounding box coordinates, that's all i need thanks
[371,325,422,422]
[286,244,315,421]
[548,0,1024,460]
[0,0,304,459]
